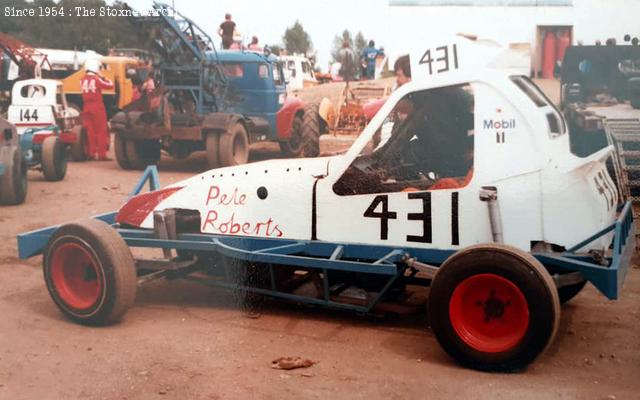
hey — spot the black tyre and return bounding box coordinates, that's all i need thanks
[168,141,191,160]
[219,123,249,167]
[301,103,320,157]
[42,136,68,181]
[114,133,132,170]
[0,145,27,205]
[43,219,137,325]
[125,139,161,170]
[429,244,560,372]
[558,280,587,304]
[279,114,305,158]
[205,133,221,169]
[70,126,88,161]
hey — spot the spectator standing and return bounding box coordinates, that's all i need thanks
[361,40,380,80]
[218,13,236,50]
[338,41,357,82]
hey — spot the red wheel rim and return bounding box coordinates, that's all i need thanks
[449,273,529,353]
[50,242,103,311]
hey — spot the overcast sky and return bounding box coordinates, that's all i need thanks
[123,0,392,68]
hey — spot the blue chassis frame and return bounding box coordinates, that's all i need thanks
[19,125,60,167]
[16,167,636,312]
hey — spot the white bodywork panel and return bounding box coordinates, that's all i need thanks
[280,55,317,91]
[7,79,78,135]
[142,158,329,240]
[129,37,618,253]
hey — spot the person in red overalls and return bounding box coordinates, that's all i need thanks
[81,58,114,160]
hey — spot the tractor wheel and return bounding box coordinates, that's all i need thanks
[43,219,137,326]
[70,126,88,162]
[0,145,27,205]
[279,114,305,158]
[558,280,587,304]
[429,244,560,372]
[301,102,320,157]
[219,123,249,167]
[42,136,68,181]
[205,133,221,169]
[114,133,132,170]
[125,139,161,170]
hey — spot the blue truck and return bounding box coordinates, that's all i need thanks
[111,2,322,170]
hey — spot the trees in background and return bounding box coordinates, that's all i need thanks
[1,0,144,53]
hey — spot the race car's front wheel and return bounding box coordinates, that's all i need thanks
[70,126,88,161]
[43,219,137,325]
[219,123,249,167]
[42,136,68,181]
[429,244,560,372]
[0,145,27,205]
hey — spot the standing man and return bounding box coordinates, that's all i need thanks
[338,41,357,83]
[218,13,236,50]
[80,58,114,161]
[361,40,380,80]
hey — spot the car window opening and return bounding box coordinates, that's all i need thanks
[334,84,475,195]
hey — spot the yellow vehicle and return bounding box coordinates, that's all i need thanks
[59,56,146,118]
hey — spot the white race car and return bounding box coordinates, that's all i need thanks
[7,79,81,181]
[18,38,635,372]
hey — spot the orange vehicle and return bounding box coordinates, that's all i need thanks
[57,56,147,118]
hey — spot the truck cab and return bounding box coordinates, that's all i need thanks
[211,51,286,142]
[280,55,318,92]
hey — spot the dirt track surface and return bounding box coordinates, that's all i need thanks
[1,81,639,399]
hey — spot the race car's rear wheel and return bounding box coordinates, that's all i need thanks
[42,136,68,181]
[43,219,136,325]
[114,133,132,170]
[301,103,320,157]
[279,114,305,158]
[125,139,161,170]
[70,126,88,161]
[429,244,560,372]
[205,132,221,169]
[0,145,27,205]
[219,123,249,167]
[558,280,587,304]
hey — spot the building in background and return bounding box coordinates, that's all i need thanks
[388,0,640,77]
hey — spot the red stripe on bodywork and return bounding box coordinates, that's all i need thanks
[116,187,184,227]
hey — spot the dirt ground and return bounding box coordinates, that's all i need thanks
[1,80,639,400]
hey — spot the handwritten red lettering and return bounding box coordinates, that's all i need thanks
[201,209,283,238]
[202,209,218,230]
[205,186,220,206]
[205,185,247,207]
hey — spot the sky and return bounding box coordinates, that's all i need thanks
[123,0,392,69]
[119,0,640,71]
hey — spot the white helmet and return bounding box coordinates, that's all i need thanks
[84,58,101,74]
